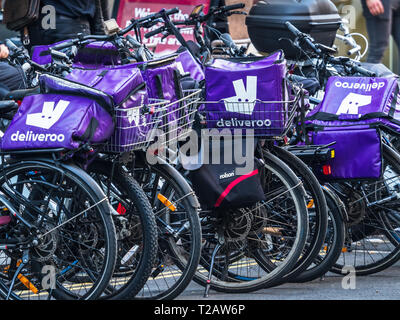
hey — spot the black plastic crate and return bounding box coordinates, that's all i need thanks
[246,0,341,59]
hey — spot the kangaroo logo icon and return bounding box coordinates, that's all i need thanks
[127,107,141,125]
[336,93,372,115]
[224,76,257,115]
[126,96,146,126]
[26,100,70,129]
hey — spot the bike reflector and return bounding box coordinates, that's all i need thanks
[157,194,176,212]
[117,203,127,215]
[322,165,331,176]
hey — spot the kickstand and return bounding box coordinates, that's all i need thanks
[6,250,29,300]
[204,242,223,298]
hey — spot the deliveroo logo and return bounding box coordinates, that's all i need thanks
[127,108,141,125]
[224,76,257,115]
[26,100,69,129]
[336,93,372,115]
[11,100,69,143]
[126,96,146,126]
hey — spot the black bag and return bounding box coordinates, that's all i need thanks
[2,0,40,31]
[188,138,266,210]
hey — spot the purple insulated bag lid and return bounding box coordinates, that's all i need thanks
[39,74,114,113]
[65,64,160,153]
[176,49,205,82]
[73,41,121,68]
[316,76,399,118]
[305,76,400,135]
[66,65,145,105]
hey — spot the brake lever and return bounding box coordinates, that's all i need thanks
[161,31,170,42]
[142,18,163,29]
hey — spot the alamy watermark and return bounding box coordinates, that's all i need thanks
[41,5,56,30]
[41,265,56,290]
[145,128,257,175]
[341,266,356,290]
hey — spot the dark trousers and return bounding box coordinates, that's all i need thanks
[0,62,27,92]
[362,0,400,73]
[24,14,91,53]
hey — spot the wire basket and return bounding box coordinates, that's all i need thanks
[103,98,170,153]
[199,83,305,139]
[156,89,203,146]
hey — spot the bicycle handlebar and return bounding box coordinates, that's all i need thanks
[173,3,246,27]
[347,62,376,77]
[285,21,321,55]
[328,56,376,77]
[118,7,179,35]
[49,8,180,51]
[285,21,302,37]
[285,22,374,76]
[144,26,166,39]
[51,39,80,51]
[219,3,245,12]
[4,38,48,72]
[348,45,362,56]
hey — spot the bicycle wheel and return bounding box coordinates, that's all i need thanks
[132,153,202,300]
[0,159,117,300]
[292,187,346,283]
[270,146,328,284]
[331,144,400,275]
[88,159,158,300]
[191,151,308,293]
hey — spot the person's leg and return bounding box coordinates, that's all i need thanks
[391,1,400,74]
[45,17,91,44]
[0,62,27,91]
[361,0,392,63]
[364,14,392,64]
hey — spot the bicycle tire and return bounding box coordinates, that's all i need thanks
[88,160,158,300]
[133,154,202,300]
[270,146,328,284]
[292,188,346,283]
[0,159,117,300]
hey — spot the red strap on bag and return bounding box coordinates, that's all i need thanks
[214,169,259,208]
